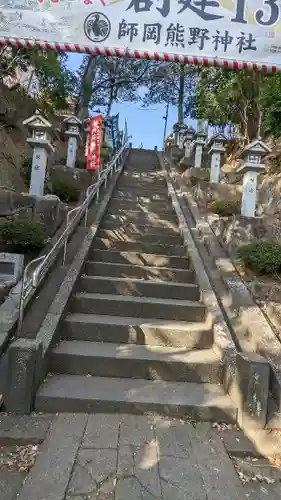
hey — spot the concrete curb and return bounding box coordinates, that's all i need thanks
[168,162,281,417]
[158,153,272,428]
[4,150,130,414]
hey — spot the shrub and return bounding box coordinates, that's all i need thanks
[238,240,281,275]
[208,199,240,216]
[0,217,47,251]
[51,177,81,203]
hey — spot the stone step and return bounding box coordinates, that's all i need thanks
[101,216,179,231]
[88,250,191,270]
[97,229,183,247]
[61,313,214,349]
[79,276,200,301]
[107,200,174,215]
[116,182,166,191]
[104,208,178,222]
[94,238,186,256]
[50,341,223,384]
[100,221,180,236]
[85,261,194,283]
[107,192,168,207]
[114,190,167,200]
[70,293,206,322]
[35,375,237,422]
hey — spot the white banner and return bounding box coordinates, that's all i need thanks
[1,1,281,67]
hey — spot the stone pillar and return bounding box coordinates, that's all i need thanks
[22,111,54,197]
[241,171,257,217]
[237,139,271,218]
[62,115,82,169]
[208,133,226,183]
[194,129,207,169]
[183,127,195,159]
[66,136,78,169]
[30,147,48,197]
[194,142,203,168]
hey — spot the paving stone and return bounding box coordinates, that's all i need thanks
[82,414,120,449]
[116,443,161,499]
[119,414,155,446]
[159,455,205,500]
[0,471,26,500]
[117,441,162,499]
[154,419,196,458]
[0,415,53,445]
[188,424,245,500]
[67,448,117,498]
[16,413,88,500]
[115,476,160,500]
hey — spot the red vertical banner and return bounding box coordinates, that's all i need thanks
[87,115,102,171]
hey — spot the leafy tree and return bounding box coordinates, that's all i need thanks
[0,46,77,113]
[76,55,152,118]
[188,67,266,142]
[143,62,197,123]
[262,73,281,138]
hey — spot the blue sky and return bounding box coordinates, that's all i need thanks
[67,53,196,149]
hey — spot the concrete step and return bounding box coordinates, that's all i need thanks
[70,293,206,322]
[94,238,186,256]
[113,191,167,201]
[102,216,179,231]
[85,261,195,283]
[35,374,237,422]
[116,182,167,191]
[88,250,191,270]
[50,341,223,384]
[61,313,214,349]
[106,208,177,221]
[100,222,180,236]
[97,229,183,247]
[79,276,200,301]
[108,198,168,210]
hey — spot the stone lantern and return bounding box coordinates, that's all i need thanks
[194,121,208,169]
[237,138,271,218]
[62,115,82,168]
[183,126,195,159]
[208,133,227,183]
[173,122,183,148]
[22,110,54,197]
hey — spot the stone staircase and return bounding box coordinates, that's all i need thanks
[35,150,237,422]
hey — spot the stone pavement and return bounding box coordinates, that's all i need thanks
[1,413,281,500]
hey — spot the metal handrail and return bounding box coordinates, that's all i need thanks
[16,136,131,337]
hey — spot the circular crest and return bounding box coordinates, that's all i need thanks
[84,12,111,43]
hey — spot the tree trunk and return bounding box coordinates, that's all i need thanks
[106,83,114,116]
[177,64,184,123]
[76,56,97,120]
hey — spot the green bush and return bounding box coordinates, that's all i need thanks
[238,240,281,275]
[0,217,47,251]
[51,177,81,203]
[208,199,240,216]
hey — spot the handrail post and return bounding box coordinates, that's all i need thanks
[16,255,45,339]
